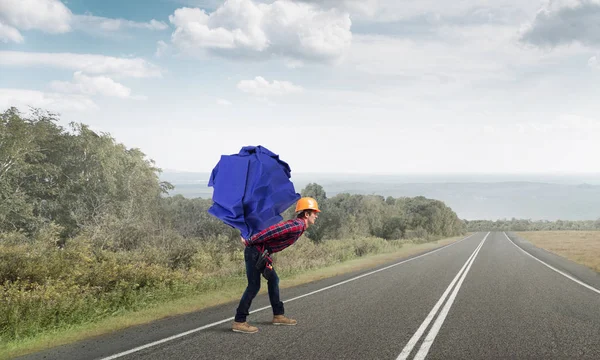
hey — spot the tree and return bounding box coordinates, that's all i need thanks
[0,108,170,244]
[0,108,63,233]
[301,183,327,205]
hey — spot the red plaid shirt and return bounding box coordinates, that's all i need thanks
[244,219,306,253]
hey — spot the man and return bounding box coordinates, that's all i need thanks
[232,197,321,333]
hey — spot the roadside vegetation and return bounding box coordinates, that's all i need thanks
[466,219,600,232]
[0,107,467,356]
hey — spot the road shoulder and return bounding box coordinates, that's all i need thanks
[504,232,600,293]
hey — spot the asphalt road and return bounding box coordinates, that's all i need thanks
[19,232,600,360]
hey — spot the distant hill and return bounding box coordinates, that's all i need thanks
[159,171,600,221]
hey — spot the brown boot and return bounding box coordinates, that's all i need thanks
[272,315,297,326]
[232,321,258,333]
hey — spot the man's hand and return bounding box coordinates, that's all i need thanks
[240,236,246,246]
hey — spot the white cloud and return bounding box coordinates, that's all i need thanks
[237,76,303,96]
[589,55,599,68]
[73,15,169,32]
[515,114,600,134]
[168,0,352,62]
[0,0,72,33]
[328,0,380,18]
[216,98,233,105]
[520,0,600,47]
[301,0,540,23]
[557,113,600,130]
[0,88,97,112]
[0,20,23,43]
[299,0,381,19]
[0,51,162,78]
[0,0,168,42]
[50,71,136,99]
[155,40,170,57]
[346,32,508,83]
[284,59,304,68]
[343,22,589,91]
[169,5,267,51]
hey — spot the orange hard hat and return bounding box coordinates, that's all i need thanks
[295,197,321,213]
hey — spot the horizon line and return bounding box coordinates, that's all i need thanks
[161,169,600,176]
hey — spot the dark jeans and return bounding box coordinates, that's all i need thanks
[235,246,284,322]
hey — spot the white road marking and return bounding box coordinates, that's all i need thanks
[99,234,479,360]
[397,232,489,360]
[413,232,488,359]
[503,232,600,295]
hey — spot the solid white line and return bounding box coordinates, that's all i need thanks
[503,232,600,296]
[99,234,479,360]
[412,232,489,360]
[99,317,237,360]
[396,232,489,360]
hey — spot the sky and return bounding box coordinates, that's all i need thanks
[1,0,600,175]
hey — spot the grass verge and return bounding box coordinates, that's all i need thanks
[0,235,464,359]
[515,231,600,273]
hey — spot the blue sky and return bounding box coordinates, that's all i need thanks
[1,0,600,174]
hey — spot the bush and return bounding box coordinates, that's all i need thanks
[274,236,403,276]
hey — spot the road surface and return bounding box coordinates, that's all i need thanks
[18,232,600,359]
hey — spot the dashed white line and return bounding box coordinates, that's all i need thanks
[99,233,479,360]
[397,232,489,360]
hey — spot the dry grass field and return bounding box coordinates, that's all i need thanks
[515,231,600,273]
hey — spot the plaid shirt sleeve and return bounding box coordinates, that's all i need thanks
[245,220,304,247]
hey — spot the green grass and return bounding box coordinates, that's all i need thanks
[0,234,465,360]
